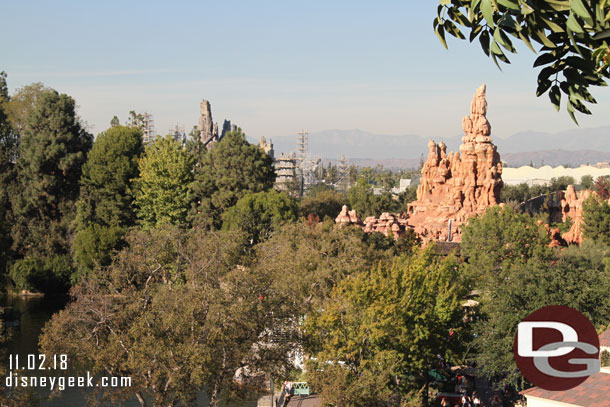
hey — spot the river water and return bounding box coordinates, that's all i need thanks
[1,295,258,407]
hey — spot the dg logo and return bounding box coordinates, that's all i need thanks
[513,305,600,391]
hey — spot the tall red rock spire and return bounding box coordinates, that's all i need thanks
[407,84,503,242]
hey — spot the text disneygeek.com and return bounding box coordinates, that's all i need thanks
[4,354,131,391]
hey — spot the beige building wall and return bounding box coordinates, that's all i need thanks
[524,395,582,407]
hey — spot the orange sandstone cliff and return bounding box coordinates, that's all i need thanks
[406,84,503,242]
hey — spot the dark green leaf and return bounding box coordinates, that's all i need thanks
[435,24,448,49]
[536,78,553,96]
[448,8,471,27]
[533,52,556,67]
[445,20,466,39]
[564,68,589,86]
[470,24,484,42]
[480,29,491,56]
[565,56,594,71]
[570,98,592,115]
[539,65,558,81]
[549,85,561,111]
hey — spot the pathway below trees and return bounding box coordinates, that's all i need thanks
[286,395,321,407]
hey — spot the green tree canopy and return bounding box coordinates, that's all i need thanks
[190,129,275,228]
[300,189,347,221]
[254,221,393,313]
[75,125,143,229]
[133,136,194,228]
[11,89,92,260]
[435,0,610,122]
[471,240,610,387]
[222,190,298,245]
[461,206,610,387]
[72,125,143,279]
[304,248,467,406]
[41,226,298,407]
[0,72,17,280]
[581,174,594,189]
[347,178,401,218]
[460,206,552,284]
[4,82,51,134]
[582,193,610,244]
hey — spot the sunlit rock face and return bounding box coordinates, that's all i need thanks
[406,84,503,242]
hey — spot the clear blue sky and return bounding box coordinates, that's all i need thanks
[4,0,610,152]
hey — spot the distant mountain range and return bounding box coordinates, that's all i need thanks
[249,126,610,169]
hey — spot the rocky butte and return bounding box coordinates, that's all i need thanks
[335,84,504,242]
[406,84,503,242]
[336,85,597,245]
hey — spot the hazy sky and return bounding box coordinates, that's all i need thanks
[4,0,610,146]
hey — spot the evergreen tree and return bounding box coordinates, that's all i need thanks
[133,136,194,228]
[72,125,143,279]
[583,195,610,245]
[190,129,275,228]
[75,125,143,229]
[185,125,205,167]
[0,72,18,281]
[10,89,92,291]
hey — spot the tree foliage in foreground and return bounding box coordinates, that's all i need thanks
[461,206,610,388]
[41,226,299,407]
[254,221,394,313]
[435,0,610,122]
[304,248,466,407]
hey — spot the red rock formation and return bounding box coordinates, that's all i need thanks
[335,205,362,226]
[407,84,503,242]
[539,220,567,248]
[335,206,409,239]
[362,212,410,239]
[560,185,593,245]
